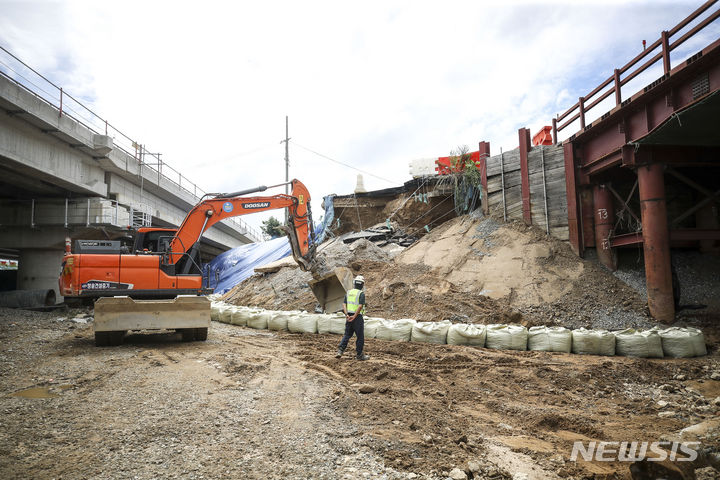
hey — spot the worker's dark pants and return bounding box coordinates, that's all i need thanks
[339,315,364,356]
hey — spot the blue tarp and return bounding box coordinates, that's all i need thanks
[204,196,336,294]
[204,236,291,294]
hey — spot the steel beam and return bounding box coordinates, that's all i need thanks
[637,161,674,322]
[479,141,490,215]
[519,128,532,225]
[580,188,595,248]
[609,232,643,247]
[563,142,583,255]
[593,184,617,270]
[582,150,623,176]
[610,229,720,247]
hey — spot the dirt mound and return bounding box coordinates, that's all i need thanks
[228,213,653,329]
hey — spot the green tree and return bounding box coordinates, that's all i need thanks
[449,145,482,215]
[261,216,286,239]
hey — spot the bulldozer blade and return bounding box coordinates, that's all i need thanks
[308,267,354,314]
[94,295,211,332]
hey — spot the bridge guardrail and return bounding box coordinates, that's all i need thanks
[0,46,263,243]
[552,0,720,142]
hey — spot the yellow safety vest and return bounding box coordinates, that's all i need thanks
[346,288,365,314]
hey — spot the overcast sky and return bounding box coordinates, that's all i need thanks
[1,0,718,235]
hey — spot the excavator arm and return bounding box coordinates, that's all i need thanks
[167,179,315,271]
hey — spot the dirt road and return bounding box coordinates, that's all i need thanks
[1,308,719,479]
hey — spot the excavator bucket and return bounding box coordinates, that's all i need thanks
[93,295,210,346]
[308,267,355,314]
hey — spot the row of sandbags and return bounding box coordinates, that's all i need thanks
[210,303,706,358]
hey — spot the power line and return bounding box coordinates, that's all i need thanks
[187,142,277,168]
[290,141,401,185]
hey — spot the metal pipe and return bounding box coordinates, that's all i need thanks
[217,185,269,198]
[86,198,90,226]
[500,149,506,222]
[593,184,617,271]
[0,289,57,308]
[637,162,674,322]
[64,198,68,228]
[541,147,549,235]
[30,199,35,228]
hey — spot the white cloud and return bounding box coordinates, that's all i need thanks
[1,0,716,233]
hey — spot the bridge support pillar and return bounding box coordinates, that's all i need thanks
[593,184,617,271]
[637,162,674,322]
[17,249,65,303]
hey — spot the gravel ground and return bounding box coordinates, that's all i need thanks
[2,306,720,480]
[0,308,413,480]
[613,249,720,310]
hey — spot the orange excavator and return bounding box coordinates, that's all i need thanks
[59,179,316,345]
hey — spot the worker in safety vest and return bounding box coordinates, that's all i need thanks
[336,275,369,361]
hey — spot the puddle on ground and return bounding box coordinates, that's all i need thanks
[10,387,58,398]
[9,384,73,398]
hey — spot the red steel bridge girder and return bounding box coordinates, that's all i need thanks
[574,39,720,177]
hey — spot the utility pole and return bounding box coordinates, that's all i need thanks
[282,116,290,223]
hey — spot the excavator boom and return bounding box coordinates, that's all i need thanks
[167,179,314,270]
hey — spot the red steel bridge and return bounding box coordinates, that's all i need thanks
[554,1,720,321]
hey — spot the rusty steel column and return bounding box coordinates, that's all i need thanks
[580,188,595,248]
[593,184,617,271]
[519,127,532,225]
[479,141,491,215]
[637,162,674,322]
[563,142,583,255]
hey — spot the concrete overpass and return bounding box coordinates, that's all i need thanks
[0,53,262,300]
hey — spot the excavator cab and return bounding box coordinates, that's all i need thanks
[133,228,176,254]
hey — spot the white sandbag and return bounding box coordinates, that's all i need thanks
[485,324,528,351]
[247,310,272,330]
[528,326,572,353]
[411,320,451,344]
[375,318,416,342]
[364,317,382,338]
[658,327,707,358]
[268,311,299,331]
[210,302,223,322]
[230,306,253,326]
[447,323,486,346]
[220,305,235,324]
[318,314,347,335]
[288,312,318,334]
[571,328,615,356]
[613,329,664,358]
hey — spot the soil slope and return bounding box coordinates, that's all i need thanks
[227,215,652,330]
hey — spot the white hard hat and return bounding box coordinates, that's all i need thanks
[354,275,365,283]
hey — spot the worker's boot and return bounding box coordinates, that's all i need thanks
[335,347,345,358]
[356,353,370,361]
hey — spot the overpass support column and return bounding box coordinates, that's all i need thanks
[637,162,674,322]
[17,249,65,303]
[593,184,617,271]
